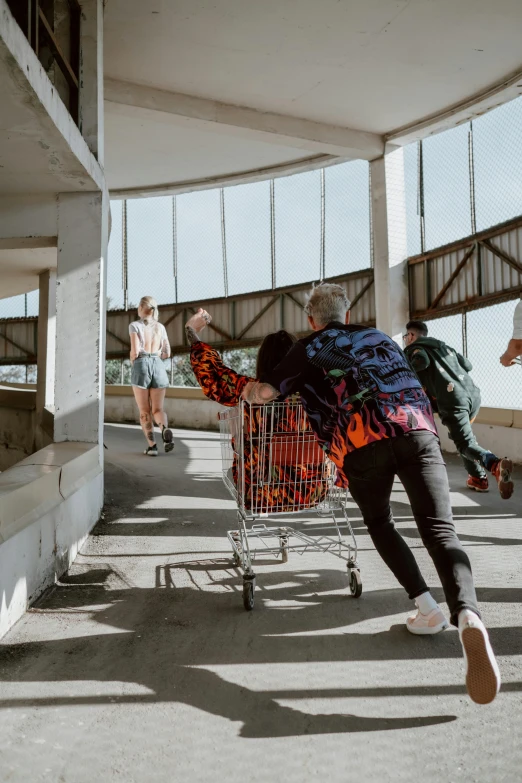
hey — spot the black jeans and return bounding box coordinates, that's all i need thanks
[439,404,497,479]
[343,431,479,626]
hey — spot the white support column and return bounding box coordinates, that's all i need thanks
[370,148,410,344]
[79,0,104,163]
[36,269,57,415]
[54,191,109,455]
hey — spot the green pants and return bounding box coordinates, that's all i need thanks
[439,403,496,479]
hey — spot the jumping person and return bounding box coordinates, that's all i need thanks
[129,296,174,456]
[403,320,513,499]
[242,283,500,705]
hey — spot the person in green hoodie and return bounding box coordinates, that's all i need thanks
[404,320,514,499]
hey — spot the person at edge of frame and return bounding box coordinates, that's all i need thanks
[500,296,522,368]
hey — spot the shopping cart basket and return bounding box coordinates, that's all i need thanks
[219,399,361,610]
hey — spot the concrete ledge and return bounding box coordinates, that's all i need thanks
[0,385,36,410]
[474,407,519,428]
[0,442,101,545]
[105,384,206,400]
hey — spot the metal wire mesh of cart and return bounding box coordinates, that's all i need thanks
[218,399,336,516]
[218,399,362,610]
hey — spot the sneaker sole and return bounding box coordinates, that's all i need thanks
[461,626,500,705]
[467,484,489,493]
[497,458,514,500]
[406,619,449,636]
[162,428,174,453]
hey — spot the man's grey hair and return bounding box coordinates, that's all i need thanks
[304,283,351,326]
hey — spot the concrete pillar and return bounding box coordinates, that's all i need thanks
[79,0,104,163]
[36,269,56,415]
[370,147,410,344]
[54,191,108,454]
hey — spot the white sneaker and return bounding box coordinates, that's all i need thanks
[406,606,449,635]
[459,610,501,705]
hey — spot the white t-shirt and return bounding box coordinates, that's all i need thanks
[512,300,522,340]
[129,320,169,356]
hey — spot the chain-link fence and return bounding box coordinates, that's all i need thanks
[423,300,521,410]
[404,94,522,255]
[104,161,372,314]
[104,346,259,389]
[0,365,37,384]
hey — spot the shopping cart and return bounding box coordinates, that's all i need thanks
[218,399,361,610]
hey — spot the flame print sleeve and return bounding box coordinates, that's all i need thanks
[190,341,254,407]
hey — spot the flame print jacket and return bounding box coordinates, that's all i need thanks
[190,341,330,512]
[263,323,438,482]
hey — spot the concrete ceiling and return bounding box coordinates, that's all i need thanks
[0,10,103,198]
[0,247,56,299]
[103,0,522,194]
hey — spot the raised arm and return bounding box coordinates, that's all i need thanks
[186,309,252,406]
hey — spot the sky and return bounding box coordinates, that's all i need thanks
[1,96,522,406]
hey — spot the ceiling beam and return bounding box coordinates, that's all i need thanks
[104,78,384,161]
[109,152,344,200]
[386,67,522,147]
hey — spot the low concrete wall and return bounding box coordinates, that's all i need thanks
[436,408,522,464]
[105,385,222,431]
[0,385,36,470]
[0,442,103,638]
[105,385,522,462]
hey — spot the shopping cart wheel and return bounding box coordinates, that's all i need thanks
[243,577,256,611]
[349,568,362,598]
[279,536,289,564]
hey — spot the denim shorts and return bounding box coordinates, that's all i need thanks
[131,354,170,389]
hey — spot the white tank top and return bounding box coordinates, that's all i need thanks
[129,320,169,357]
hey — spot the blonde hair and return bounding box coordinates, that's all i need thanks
[304,283,351,326]
[139,296,159,324]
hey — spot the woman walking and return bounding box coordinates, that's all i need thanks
[129,296,174,456]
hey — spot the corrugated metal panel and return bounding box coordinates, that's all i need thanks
[0,269,375,364]
[409,216,522,318]
[0,318,37,364]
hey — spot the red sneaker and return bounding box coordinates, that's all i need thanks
[466,476,489,493]
[491,458,514,500]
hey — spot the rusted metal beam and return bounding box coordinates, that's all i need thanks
[236,296,278,340]
[187,307,231,341]
[104,268,373,316]
[480,239,522,276]
[283,291,304,311]
[428,244,476,311]
[106,328,130,349]
[0,331,35,358]
[408,213,522,266]
[350,277,375,309]
[162,308,183,329]
[411,286,522,321]
[38,8,79,89]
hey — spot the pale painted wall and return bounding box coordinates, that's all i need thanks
[0,472,103,639]
[105,386,222,431]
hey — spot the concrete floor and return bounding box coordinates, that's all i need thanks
[1,423,521,782]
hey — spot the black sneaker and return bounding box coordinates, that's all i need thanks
[144,444,158,457]
[162,427,174,453]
